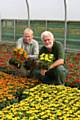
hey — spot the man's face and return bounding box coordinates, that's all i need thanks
[43,36,53,48]
[23,32,33,44]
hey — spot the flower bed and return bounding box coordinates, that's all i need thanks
[0,43,14,67]
[0,44,80,119]
[65,51,80,88]
[0,43,80,88]
[0,84,80,119]
[0,71,39,110]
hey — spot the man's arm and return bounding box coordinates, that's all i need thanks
[29,40,39,59]
[16,37,23,48]
[48,59,64,70]
[49,41,64,69]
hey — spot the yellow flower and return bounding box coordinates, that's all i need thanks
[13,48,18,52]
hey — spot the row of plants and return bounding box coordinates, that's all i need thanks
[0,43,14,67]
[0,44,80,88]
[0,71,39,110]
[65,51,80,88]
[0,44,80,119]
[0,84,80,119]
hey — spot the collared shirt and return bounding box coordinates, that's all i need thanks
[16,37,39,59]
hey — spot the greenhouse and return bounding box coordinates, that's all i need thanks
[0,0,80,119]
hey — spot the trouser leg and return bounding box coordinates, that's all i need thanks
[33,69,49,83]
[43,65,68,85]
[33,65,68,85]
[54,65,68,85]
[33,68,56,84]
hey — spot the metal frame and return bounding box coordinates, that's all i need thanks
[0,0,80,52]
[25,0,67,51]
[64,0,67,52]
[25,0,30,27]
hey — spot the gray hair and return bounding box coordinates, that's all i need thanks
[41,31,55,41]
[24,28,33,35]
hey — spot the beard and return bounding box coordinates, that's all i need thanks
[45,42,53,49]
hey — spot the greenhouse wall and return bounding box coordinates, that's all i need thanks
[0,19,80,51]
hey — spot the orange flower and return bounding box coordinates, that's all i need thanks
[9,48,28,67]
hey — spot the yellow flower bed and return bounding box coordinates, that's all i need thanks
[0,84,80,119]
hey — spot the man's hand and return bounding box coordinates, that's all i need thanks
[40,69,47,76]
